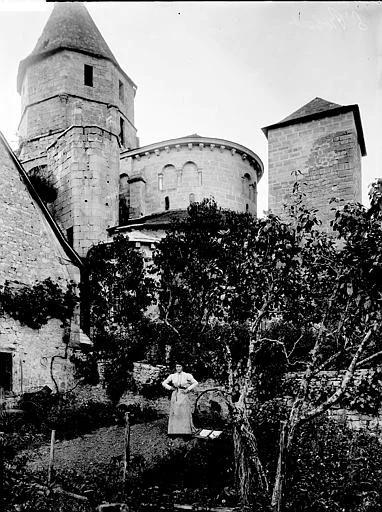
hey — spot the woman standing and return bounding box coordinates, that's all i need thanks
[162,363,198,437]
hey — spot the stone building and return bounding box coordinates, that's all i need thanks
[15,3,366,253]
[0,2,367,394]
[263,97,366,230]
[15,2,264,258]
[0,132,85,396]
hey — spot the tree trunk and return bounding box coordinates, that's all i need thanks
[233,424,253,509]
[233,416,269,509]
[271,421,288,512]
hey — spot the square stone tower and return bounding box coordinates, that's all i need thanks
[263,98,366,230]
[16,2,138,256]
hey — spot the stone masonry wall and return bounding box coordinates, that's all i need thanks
[121,143,259,219]
[1,317,75,395]
[47,125,120,257]
[0,139,79,394]
[268,111,362,231]
[20,50,135,123]
[86,362,382,437]
[285,369,382,436]
[19,49,137,168]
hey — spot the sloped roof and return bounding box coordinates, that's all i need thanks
[17,2,135,91]
[112,209,189,232]
[262,97,366,156]
[0,131,83,268]
[31,3,117,64]
[280,97,341,123]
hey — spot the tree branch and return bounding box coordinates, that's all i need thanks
[287,333,304,359]
[356,350,382,368]
[299,327,375,424]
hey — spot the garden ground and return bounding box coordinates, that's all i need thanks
[26,418,191,474]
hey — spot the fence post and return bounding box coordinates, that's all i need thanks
[0,431,4,497]
[47,429,56,486]
[122,412,130,486]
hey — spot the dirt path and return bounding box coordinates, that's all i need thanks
[27,418,193,474]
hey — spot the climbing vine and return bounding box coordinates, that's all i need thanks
[28,174,57,204]
[0,277,77,329]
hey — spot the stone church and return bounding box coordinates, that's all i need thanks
[0,2,366,396]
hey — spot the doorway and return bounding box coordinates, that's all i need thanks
[0,352,12,392]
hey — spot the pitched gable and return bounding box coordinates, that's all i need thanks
[0,132,81,287]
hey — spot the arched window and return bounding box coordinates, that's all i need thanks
[119,173,130,225]
[182,161,198,187]
[158,173,163,191]
[119,118,125,146]
[251,181,257,201]
[242,173,253,200]
[162,164,177,190]
[165,196,170,211]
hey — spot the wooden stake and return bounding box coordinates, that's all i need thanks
[0,432,4,495]
[122,412,130,485]
[47,429,56,486]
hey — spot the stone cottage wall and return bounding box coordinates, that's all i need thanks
[0,138,80,395]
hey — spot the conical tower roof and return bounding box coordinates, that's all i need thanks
[18,2,133,91]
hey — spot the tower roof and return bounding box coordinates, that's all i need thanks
[280,97,341,123]
[17,2,135,92]
[262,97,366,156]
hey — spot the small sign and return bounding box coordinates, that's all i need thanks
[194,429,223,439]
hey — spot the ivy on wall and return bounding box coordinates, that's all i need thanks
[29,173,57,204]
[0,277,77,330]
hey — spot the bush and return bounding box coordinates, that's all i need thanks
[46,399,117,439]
[1,455,93,512]
[17,390,118,440]
[284,418,382,512]
[116,402,161,425]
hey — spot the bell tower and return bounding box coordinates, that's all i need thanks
[16,2,139,256]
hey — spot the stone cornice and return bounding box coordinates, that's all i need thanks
[18,92,137,133]
[120,135,264,179]
[46,124,121,150]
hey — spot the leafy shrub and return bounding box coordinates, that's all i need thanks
[0,278,77,329]
[284,417,382,512]
[70,350,100,386]
[116,402,161,425]
[18,390,117,440]
[29,173,58,203]
[1,455,93,512]
[46,399,117,439]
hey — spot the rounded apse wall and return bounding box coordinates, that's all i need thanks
[120,135,263,219]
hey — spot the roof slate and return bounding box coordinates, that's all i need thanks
[17,2,131,91]
[30,2,118,65]
[280,97,341,123]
